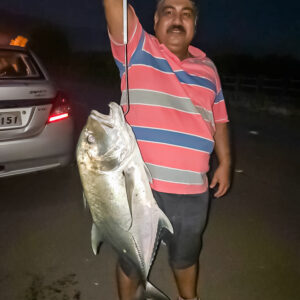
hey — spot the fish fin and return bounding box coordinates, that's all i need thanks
[145,281,170,300]
[91,223,103,255]
[144,163,153,184]
[123,169,134,227]
[107,102,126,126]
[159,210,174,235]
[83,192,89,210]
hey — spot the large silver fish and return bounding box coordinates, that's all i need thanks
[76,102,173,299]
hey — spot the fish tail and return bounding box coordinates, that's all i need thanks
[145,281,170,300]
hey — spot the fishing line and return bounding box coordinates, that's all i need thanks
[123,0,130,116]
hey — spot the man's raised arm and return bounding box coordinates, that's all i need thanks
[103,0,135,44]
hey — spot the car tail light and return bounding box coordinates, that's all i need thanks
[47,92,71,124]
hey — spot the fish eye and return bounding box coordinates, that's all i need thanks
[87,134,96,144]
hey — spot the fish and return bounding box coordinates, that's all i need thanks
[76,102,173,299]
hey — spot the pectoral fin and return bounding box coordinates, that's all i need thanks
[91,223,104,255]
[144,163,153,184]
[83,192,89,210]
[123,168,134,228]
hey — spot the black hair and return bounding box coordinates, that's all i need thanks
[155,0,198,21]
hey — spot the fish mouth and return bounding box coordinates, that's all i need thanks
[90,109,114,128]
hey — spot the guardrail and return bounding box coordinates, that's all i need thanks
[221,75,300,98]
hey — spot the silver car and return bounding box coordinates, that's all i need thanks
[0,44,74,178]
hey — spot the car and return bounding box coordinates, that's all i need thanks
[0,36,74,178]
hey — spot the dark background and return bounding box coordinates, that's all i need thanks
[0,2,299,299]
[0,0,299,79]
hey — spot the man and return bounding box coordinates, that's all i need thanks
[102,0,231,299]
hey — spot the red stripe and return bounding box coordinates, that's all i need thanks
[138,141,210,172]
[213,101,229,123]
[110,8,143,63]
[125,105,214,140]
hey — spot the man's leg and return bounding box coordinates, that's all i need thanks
[151,189,209,300]
[172,263,199,299]
[116,263,140,300]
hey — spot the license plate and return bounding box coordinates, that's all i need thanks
[0,111,22,127]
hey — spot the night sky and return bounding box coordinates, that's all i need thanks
[0,0,299,58]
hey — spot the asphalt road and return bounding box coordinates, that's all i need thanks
[0,79,299,300]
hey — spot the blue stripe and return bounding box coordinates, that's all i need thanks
[130,31,173,74]
[115,58,125,78]
[132,127,214,153]
[133,51,173,73]
[215,90,224,103]
[129,32,217,93]
[174,71,217,93]
[130,30,146,63]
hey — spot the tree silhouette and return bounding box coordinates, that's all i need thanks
[29,24,71,66]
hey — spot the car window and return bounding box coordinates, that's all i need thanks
[0,50,41,79]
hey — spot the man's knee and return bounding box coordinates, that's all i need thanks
[116,263,141,300]
[118,256,140,280]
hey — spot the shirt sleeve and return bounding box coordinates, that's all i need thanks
[212,68,229,123]
[108,5,143,77]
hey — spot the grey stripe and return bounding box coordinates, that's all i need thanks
[121,90,214,126]
[195,105,215,126]
[146,163,205,185]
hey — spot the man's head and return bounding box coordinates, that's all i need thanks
[154,0,198,60]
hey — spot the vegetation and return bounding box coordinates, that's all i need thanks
[29,25,71,66]
[213,53,300,79]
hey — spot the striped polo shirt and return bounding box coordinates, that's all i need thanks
[109,7,228,195]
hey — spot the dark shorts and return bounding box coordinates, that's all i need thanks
[119,189,210,277]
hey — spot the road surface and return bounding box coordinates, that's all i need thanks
[0,78,299,300]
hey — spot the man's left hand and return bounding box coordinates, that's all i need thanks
[209,164,231,198]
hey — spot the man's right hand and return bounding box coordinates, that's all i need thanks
[103,0,135,44]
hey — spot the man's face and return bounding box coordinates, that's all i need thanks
[154,0,196,58]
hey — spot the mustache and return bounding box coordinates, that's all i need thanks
[167,25,186,33]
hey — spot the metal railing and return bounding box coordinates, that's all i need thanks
[221,75,300,97]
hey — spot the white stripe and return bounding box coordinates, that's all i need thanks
[142,48,169,61]
[128,103,200,115]
[121,89,215,125]
[181,82,216,93]
[152,177,204,186]
[146,162,201,174]
[215,118,228,122]
[146,163,206,185]
[214,99,225,104]
[109,20,138,46]
[195,105,215,124]
[129,88,190,100]
[176,71,215,83]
